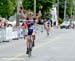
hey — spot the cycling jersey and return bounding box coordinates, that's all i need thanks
[27,20,35,29]
[22,19,36,35]
[22,21,28,36]
[27,19,35,35]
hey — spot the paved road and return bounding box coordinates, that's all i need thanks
[0,28,75,61]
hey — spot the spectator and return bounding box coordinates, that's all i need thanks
[54,21,56,26]
[50,20,52,27]
[0,19,2,28]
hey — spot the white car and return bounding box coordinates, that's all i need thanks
[7,19,25,26]
[60,21,70,29]
[7,21,16,26]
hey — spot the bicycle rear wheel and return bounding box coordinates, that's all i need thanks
[28,50,31,57]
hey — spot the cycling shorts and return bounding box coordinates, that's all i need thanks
[28,29,33,35]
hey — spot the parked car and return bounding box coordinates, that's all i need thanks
[7,19,25,27]
[7,21,16,26]
[60,21,70,29]
[19,19,25,25]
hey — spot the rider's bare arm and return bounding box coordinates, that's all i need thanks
[20,8,27,19]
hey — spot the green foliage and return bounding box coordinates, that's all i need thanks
[59,0,73,19]
[0,0,17,18]
[58,17,63,24]
[22,0,55,13]
[67,0,73,17]
[42,12,52,19]
[22,0,34,11]
[10,0,17,8]
[59,0,64,19]
[37,0,54,12]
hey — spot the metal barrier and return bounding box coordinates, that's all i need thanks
[0,26,24,43]
[17,26,24,38]
[0,28,6,42]
[6,27,18,40]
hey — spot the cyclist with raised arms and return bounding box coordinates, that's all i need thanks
[20,7,37,54]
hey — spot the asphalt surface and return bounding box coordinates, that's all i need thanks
[0,28,75,61]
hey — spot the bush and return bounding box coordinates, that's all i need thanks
[58,18,63,25]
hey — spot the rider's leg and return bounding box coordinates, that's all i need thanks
[26,36,30,48]
[26,36,30,54]
[32,32,36,47]
[26,29,33,54]
[48,27,50,35]
[46,27,50,36]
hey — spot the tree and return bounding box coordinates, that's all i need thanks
[59,0,64,19]
[59,0,73,19]
[22,0,55,16]
[10,0,17,8]
[67,0,73,17]
[0,0,17,19]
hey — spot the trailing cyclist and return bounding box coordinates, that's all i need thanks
[44,18,51,36]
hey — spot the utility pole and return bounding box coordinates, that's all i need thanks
[34,0,36,16]
[54,0,59,18]
[74,1,75,20]
[71,1,73,19]
[16,0,20,26]
[74,5,75,20]
[64,0,67,21]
